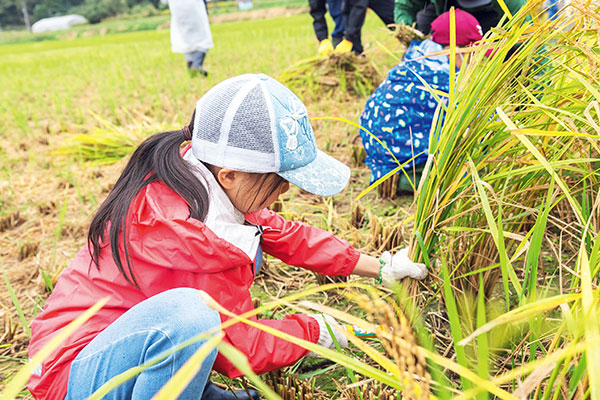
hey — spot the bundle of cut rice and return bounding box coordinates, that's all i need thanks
[390,23,426,45]
[279,52,381,99]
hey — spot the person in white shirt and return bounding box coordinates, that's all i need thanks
[168,0,213,76]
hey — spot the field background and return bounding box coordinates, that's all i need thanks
[0,8,408,398]
[4,2,598,398]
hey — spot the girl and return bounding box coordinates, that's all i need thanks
[28,74,427,400]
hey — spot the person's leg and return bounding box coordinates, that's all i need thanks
[185,51,208,75]
[414,1,438,34]
[332,34,344,47]
[397,163,426,194]
[343,0,369,53]
[185,52,194,69]
[327,0,345,43]
[310,0,330,41]
[368,0,395,26]
[65,288,221,400]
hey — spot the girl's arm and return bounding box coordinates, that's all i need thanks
[352,252,428,282]
[351,254,381,278]
[247,208,427,283]
[247,208,360,276]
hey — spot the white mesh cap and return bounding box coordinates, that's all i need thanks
[191,73,350,196]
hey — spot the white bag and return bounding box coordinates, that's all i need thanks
[168,0,214,54]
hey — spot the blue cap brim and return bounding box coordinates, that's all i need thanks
[277,150,350,196]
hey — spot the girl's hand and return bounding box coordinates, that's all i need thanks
[379,248,428,285]
[307,314,348,357]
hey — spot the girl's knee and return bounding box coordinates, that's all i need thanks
[155,288,221,333]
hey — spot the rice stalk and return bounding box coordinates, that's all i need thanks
[378,0,600,395]
[410,0,600,289]
[351,291,431,399]
[265,368,325,400]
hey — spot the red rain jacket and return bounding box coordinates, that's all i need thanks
[27,174,360,400]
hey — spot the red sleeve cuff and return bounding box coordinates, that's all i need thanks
[339,247,360,277]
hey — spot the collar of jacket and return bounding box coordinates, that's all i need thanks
[183,148,262,260]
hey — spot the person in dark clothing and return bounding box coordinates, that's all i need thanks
[309,0,345,55]
[336,0,394,54]
[395,0,525,34]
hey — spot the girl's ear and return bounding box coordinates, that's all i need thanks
[216,168,238,189]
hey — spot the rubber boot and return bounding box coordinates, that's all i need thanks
[334,38,353,53]
[189,51,208,77]
[201,381,261,400]
[317,38,334,56]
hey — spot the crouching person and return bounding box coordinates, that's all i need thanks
[28,74,427,400]
[359,9,484,194]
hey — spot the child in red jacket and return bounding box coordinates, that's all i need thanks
[28,73,427,400]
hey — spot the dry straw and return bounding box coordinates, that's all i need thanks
[279,53,382,99]
[265,368,326,400]
[391,23,426,45]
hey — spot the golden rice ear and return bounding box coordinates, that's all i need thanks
[353,292,431,399]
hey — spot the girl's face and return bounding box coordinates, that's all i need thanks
[215,168,290,214]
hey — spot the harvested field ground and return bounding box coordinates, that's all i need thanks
[0,10,413,398]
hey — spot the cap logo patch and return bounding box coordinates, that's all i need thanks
[281,117,300,150]
[280,95,307,152]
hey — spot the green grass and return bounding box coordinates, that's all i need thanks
[0,0,307,46]
[0,14,171,46]
[0,14,340,135]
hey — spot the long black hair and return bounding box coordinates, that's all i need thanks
[87,115,209,288]
[88,114,289,288]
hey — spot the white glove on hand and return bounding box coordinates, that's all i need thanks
[380,248,428,285]
[307,314,348,357]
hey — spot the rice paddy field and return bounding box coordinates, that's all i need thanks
[1,0,600,398]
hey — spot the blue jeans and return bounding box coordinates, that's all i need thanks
[185,51,207,68]
[65,288,221,400]
[327,0,345,39]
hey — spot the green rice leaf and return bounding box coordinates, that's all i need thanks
[151,333,224,400]
[459,293,581,346]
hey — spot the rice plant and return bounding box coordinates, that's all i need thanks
[401,0,600,396]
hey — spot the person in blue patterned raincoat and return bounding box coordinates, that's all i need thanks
[359,9,483,193]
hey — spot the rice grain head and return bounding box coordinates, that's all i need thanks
[353,292,431,399]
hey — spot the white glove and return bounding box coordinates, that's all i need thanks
[307,314,348,357]
[380,248,428,285]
